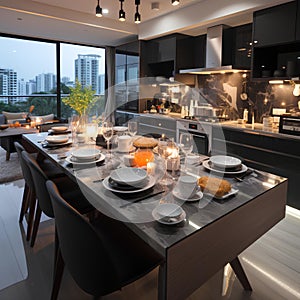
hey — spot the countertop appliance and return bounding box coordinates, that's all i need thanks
[279,115,300,136]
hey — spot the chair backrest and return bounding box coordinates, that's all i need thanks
[22,151,54,218]
[46,180,120,296]
[14,142,35,190]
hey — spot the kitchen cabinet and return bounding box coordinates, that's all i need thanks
[252,1,300,80]
[114,110,139,126]
[222,24,252,70]
[137,115,176,139]
[211,126,300,209]
[253,1,297,47]
[297,0,300,40]
[140,33,205,83]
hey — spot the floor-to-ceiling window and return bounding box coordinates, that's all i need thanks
[0,34,106,119]
[0,36,56,116]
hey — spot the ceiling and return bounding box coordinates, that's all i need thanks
[32,0,202,24]
[0,0,293,47]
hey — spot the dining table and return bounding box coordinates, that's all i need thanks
[22,132,288,300]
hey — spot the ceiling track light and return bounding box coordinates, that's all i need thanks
[135,0,141,24]
[119,0,126,22]
[172,0,180,5]
[95,0,102,17]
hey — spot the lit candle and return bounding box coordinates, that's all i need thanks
[147,162,156,175]
[25,125,30,129]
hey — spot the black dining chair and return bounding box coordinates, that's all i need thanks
[14,141,66,241]
[22,151,95,247]
[46,180,164,300]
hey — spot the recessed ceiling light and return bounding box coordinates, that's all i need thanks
[102,8,109,14]
[17,17,22,21]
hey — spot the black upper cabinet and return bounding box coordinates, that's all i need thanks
[140,33,204,83]
[253,1,297,47]
[297,0,300,40]
[223,24,252,69]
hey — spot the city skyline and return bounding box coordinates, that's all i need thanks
[0,37,105,82]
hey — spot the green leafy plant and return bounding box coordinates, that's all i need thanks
[62,79,96,116]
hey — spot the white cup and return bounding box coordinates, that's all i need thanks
[118,135,132,152]
[123,154,135,167]
[176,175,199,198]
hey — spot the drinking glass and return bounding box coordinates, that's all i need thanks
[102,121,113,158]
[128,120,138,137]
[179,133,193,172]
[160,140,176,186]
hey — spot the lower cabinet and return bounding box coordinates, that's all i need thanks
[212,127,300,209]
[137,115,176,139]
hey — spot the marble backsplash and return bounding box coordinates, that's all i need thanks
[196,73,300,122]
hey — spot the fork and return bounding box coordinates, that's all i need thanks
[234,169,254,182]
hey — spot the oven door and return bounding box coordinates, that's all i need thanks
[177,128,209,155]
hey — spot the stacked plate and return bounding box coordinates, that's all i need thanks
[203,155,248,174]
[152,203,186,225]
[66,148,105,165]
[102,167,155,193]
[51,126,69,133]
[45,135,70,146]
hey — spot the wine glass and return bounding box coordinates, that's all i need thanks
[102,121,113,158]
[128,120,138,137]
[179,133,193,172]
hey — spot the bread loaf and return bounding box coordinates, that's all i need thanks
[197,176,231,197]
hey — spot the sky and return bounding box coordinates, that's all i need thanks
[0,37,105,82]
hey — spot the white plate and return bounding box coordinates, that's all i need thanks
[46,135,69,144]
[209,155,241,168]
[204,188,239,200]
[102,175,156,194]
[203,160,248,175]
[113,126,128,132]
[152,207,186,225]
[72,148,101,160]
[51,126,68,132]
[65,153,105,165]
[44,140,72,147]
[110,167,147,185]
[173,189,203,202]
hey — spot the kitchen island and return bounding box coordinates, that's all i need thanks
[134,113,300,209]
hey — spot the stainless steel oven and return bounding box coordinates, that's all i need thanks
[176,120,212,155]
[279,115,300,136]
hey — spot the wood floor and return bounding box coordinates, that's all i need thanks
[0,179,299,300]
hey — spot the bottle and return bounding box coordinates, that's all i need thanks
[181,106,186,118]
[243,109,248,123]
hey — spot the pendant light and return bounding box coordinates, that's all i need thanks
[134,0,141,24]
[95,0,102,17]
[119,0,126,22]
[172,0,179,5]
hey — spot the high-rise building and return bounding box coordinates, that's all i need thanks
[0,68,18,103]
[18,79,27,101]
[75,54,100,92]
[26,80,37,95]
[98,74,105,95]
[36,73,56,92]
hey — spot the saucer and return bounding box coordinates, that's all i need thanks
[172,189,203,202]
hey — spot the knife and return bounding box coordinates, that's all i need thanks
[120,190,165,208]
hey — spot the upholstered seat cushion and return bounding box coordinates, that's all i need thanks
[31,114,54,123]
[2,111,26,124]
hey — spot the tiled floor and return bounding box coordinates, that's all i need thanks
[0,179,300,299]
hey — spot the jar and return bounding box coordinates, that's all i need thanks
[134,148,155,167]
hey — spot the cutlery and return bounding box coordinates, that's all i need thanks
[234,169,254,182]
[120,190,165,208]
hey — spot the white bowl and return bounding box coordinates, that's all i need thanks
[72,148,101,160]
[110,167,147,185]
[210,155,241,168]
[46,135,69,144]
[51,126,68,132]
[113,126,128,132]
[156,203,183,218]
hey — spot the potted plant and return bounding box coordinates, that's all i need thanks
[63,79,96,117]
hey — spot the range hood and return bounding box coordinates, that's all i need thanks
[180,25,250,75]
